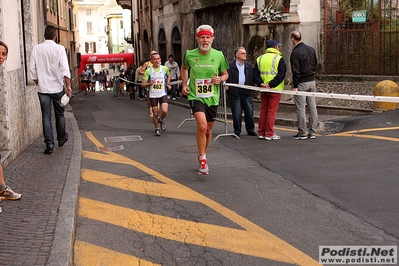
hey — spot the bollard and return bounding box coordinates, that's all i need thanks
[373,80,399,111]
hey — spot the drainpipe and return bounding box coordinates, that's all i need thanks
[150,0,153,51]
[136,0,141,63]
[20,0,28,85]
[43,0,47,26]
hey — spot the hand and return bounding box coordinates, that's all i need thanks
[260,83,270,88]
[292,88,298,91]
[182,86,189,95]
[65,87,72,97]
[211,75,222,85]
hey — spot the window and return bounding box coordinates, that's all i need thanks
[87,22,92,34]
[50,0,58,13]
[85,42,97,53]
[86,9,91,16]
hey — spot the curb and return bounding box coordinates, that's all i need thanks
[47,111,82,266]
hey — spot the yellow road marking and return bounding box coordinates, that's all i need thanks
[79,197,314,265]
[78,131,320,265]
[82,169,197,201]
[74,240,160,266]
[333,126,399,141]
[333,133,399,142]
[336,126,399,134]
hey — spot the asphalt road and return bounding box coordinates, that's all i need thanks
[70,90,398,265]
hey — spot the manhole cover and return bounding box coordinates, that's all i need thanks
[94,145,125,152]
[104,135,143,142]
[177,146,219,153]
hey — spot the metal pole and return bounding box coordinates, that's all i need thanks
[177,79,196,128]
[214,82,239,140]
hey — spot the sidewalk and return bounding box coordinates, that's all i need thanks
[0,107,81,266]
[0,90,369,265]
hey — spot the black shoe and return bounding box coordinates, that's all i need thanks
[307,133,316,139]
[293,134,307,140]
[58,133,68,147]
[44,146,53,154]
[247,132,258,136]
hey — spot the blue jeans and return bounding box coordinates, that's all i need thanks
[170,79,178,99]
[38,91,68,147]
[230,95,255,136]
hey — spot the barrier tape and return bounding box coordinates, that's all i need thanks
[224,83,399,103]
[118,77,182,86]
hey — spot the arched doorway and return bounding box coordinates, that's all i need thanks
[143,30,150,60]
[171,26,182,67]
[158,28,167,63]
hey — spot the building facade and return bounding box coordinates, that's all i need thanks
[0,0,77,165]
[119,0,399,76]
[116,0,317,82]
[75,0,132,73]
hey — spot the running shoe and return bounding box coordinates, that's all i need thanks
[265,134,281,141]
[258,135,265,140]
[198,158,209,175]
[159,117,166,131]
[155,128,161,136]
[293,134,307,140]
[0,186,22,200]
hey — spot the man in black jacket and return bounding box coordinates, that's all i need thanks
[226,47,257,137]
[290,31,319,140]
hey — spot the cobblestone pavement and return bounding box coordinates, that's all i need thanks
[0,110,81,266]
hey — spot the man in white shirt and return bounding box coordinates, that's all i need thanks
[29,25,72,154]
[165,54,180,100]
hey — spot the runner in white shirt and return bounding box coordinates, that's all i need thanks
[142,52,171,136]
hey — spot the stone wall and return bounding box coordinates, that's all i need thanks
[1,69,42,166]
[0,0,43,166]
[316,80,375,109]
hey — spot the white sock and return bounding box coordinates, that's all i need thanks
[199,154,206,160]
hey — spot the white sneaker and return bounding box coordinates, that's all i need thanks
[258,135,265,140]
[265,134,281,141]
[0,186,22,200]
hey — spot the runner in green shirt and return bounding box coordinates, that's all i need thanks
[181,24,229,175]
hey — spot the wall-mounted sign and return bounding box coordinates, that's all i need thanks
[352,10,366,23]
